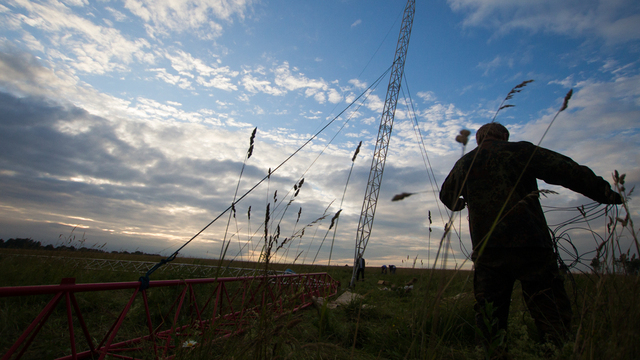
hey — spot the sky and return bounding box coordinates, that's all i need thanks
[0,0,638,272]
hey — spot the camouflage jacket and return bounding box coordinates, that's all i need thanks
[440,140,619,256]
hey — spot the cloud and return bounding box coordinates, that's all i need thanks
[348,78,367,90]
[362,92,384,113]
[0,82,287,255]
[238,62,341,104]
[123,0,255,39]
[20,32,44,52]
[164,50,230,78]
[360,117,376,126]
[273,62,328,92]
[313,91,326,104]
[548,75,574,88]
[153,50,241,91]
[448,0,640,44]
[477,55,513,76]
[241,74,284,95]
[417,91,437,103]
[0,50,75,97]
[327,88,343,104]
[226,118,253,128]
[105,7,128,22]
[62,0,89,6]
[5,0,153,74]
[197,75,238,91]
[351,19,362,28]
[149,67,183,85]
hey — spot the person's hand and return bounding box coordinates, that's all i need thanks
[452,197,466,211]
[604,188,623,204]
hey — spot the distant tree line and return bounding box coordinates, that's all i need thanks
[0,238,157,256]
[591,253,640,275]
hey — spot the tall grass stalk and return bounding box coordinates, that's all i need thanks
[328,141,362,266]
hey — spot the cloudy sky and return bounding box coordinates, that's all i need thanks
[1,0,638,271]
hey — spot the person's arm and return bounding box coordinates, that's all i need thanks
[440,162,467,211]
[530,145,622,204]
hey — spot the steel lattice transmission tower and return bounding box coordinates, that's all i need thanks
[350,0,415,287]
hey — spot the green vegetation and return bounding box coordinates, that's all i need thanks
[1,250,638,359]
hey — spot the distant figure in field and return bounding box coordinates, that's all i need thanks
[440,122,622,349]
[381,264,388,274]
[356,254,366,281]
[389,264,396,274]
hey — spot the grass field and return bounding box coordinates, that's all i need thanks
[1,248,638,360]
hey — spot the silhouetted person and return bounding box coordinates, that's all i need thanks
[440,123,622,350]
[356,254,365,281]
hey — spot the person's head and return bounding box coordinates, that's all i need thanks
[476,123,509,144]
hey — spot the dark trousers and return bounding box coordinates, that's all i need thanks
[473,248,572,346]
[356,268,365,280]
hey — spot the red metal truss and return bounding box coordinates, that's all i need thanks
[0,272,339,360]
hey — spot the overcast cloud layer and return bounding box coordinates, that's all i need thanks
[0,0,638,271]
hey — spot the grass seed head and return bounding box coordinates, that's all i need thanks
[455,129,471,145]
[560,89,573,111]
[247,127,257,159]
[352,141,362,162]
[392,192,414,201]
[329,209,342,229]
